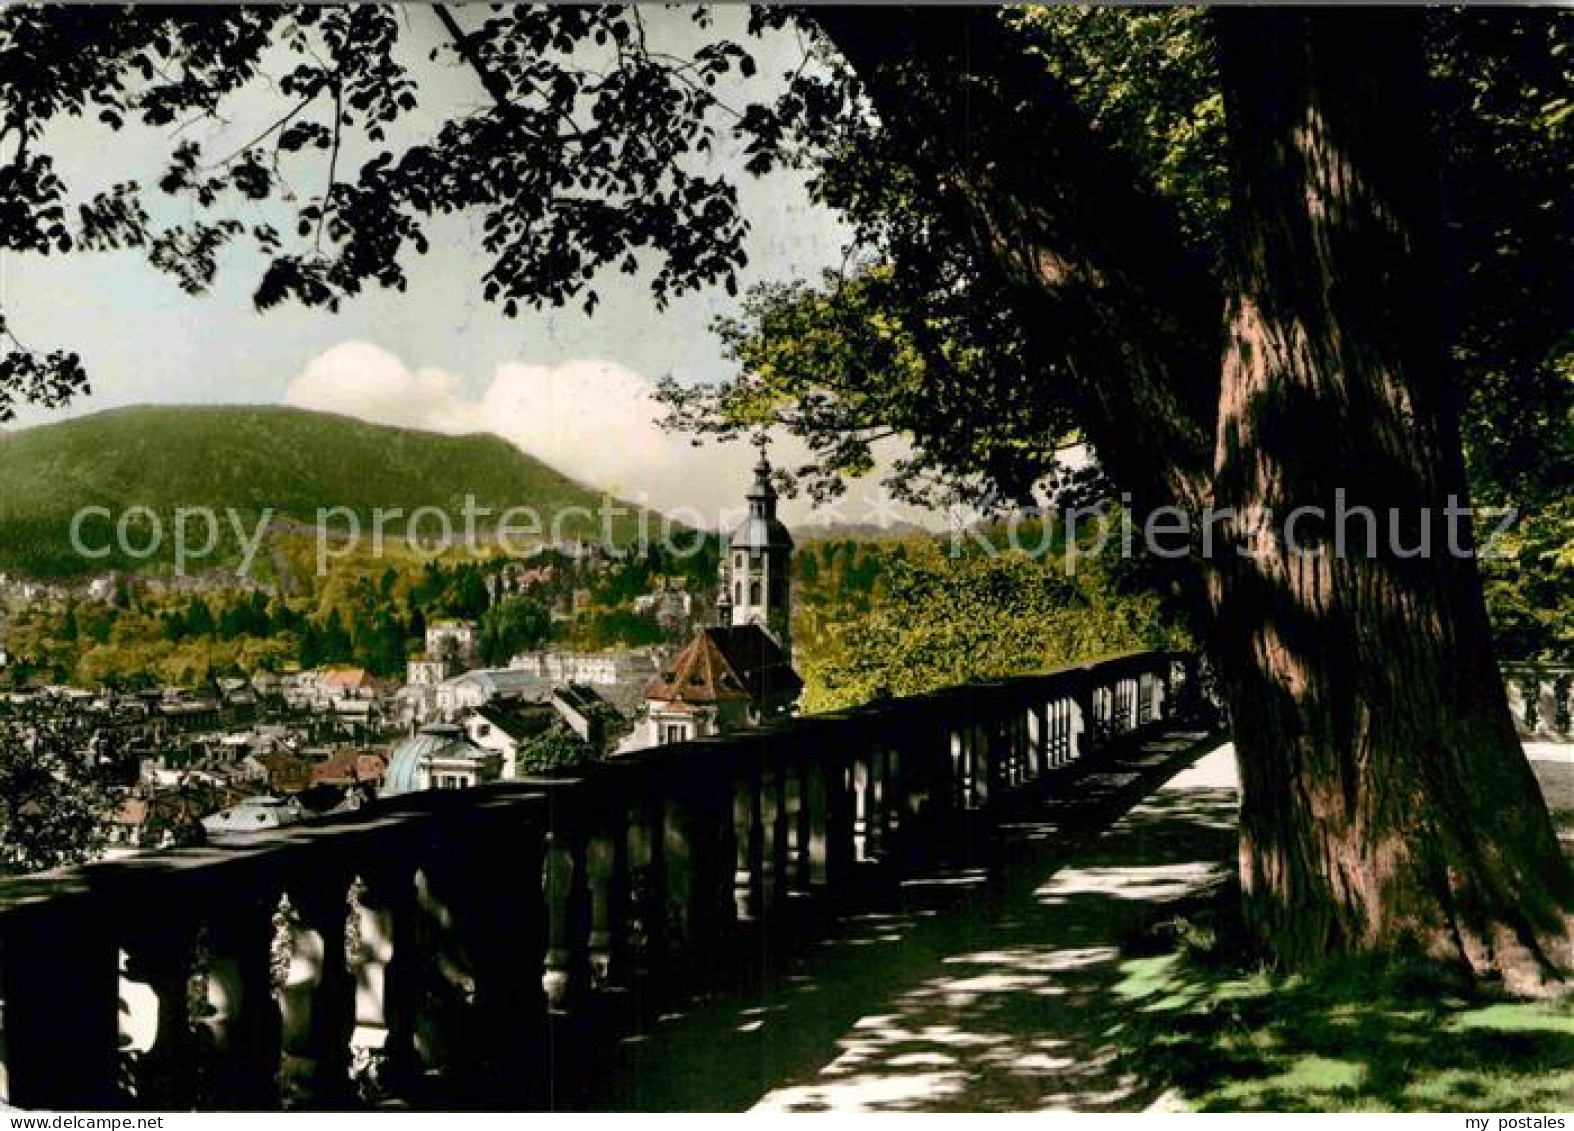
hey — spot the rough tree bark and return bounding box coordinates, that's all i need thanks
[813,8,1573,992]
[1209,10,1571,993]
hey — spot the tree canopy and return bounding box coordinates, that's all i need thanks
[3,8,1566,515]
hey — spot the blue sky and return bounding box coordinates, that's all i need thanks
[0,9,908,524]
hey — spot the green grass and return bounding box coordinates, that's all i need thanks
[1108,906,1574,1111]
[0,404,642,576]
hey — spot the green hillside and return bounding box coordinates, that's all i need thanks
[0,405,634,577]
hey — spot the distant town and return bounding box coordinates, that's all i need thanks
[0,454,809,856]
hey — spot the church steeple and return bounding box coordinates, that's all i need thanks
[747,447,777,518]
[720,436,793,653]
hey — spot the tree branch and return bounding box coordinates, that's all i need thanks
[806,8,1222,512]
[431,4,585,140]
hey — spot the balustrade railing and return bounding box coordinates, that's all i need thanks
[1502,662,1574,740]
[0,650,1197,1111]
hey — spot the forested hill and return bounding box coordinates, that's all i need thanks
[0,405,634,577]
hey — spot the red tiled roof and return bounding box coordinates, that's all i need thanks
[645,625,801,706]
[311,748,387,786]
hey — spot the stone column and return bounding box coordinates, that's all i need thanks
[1,902,122,1110]
[202,888,283,1108]
[543,821,593,1015]
[280,870,355,1107]
[122,912,201,1109]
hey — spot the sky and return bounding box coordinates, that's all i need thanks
[1,9,925,529]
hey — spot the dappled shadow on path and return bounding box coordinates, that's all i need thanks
[585,729,1237,1112]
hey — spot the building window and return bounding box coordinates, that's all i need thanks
[735,552,745,570]
[734,580,742,604]
[662,723,689,744]
[749,580,762,605]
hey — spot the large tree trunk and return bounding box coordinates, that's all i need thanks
[813,8,1573,992]
[1210,10,1571,993]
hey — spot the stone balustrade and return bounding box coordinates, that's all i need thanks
[1502,662,1574,740]
[0,650,1196,1111]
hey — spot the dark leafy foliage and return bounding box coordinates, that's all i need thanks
[0,699,110,874]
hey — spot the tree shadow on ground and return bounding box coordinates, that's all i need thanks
[1110,883,1574,1111]
[578,739,1573,1112]
[583,728,1240,1111]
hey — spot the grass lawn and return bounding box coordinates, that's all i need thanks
[1108,900,1574,1111]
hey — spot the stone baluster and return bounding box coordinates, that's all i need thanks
[627,789,669,983]
[861,745,886,862]
[280,868,355,1107]
[1073,676,1097,762]
[880,738,904,864]
[765,749,793,909]
[971,719,993,811]
[354,860,421,1095]
[1058,697,1074,765]
[948,722,968,813]
[669,771,734,978]
[1003,708,1019,785]
[421,796,549,1104]
[1009,709,1027,786]
[734,756,765,922]
[543,819,593,1015]
[707,770,742,939]
[826,751,858,891]
[791,753,815,894]
[587,797,632,992]
[1027,702,1046,780]
[799,749,832,892]
[0,902,121,1110]
[202,887,284,1108]
[916,715,958,853]
[122,912,201,1109]
[1016,708,1032,783]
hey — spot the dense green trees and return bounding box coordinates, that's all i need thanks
[0,705,108,874]
[800,542,1185,712]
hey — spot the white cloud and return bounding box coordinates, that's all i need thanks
[282,341,935,531]
[282,341,481,435]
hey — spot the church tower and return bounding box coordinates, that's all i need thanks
[719,441,793,653]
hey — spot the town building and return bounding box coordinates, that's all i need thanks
[383,723,500,795]
[433,667,548,718]
[461,703,556,779]
[201,795,305,840]
[645,452,803,746]
[405,654,450,687]
[506,648,659,716]
[642,625,802,746]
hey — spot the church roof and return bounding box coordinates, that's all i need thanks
[727,513,794,552]
[646,625,803,706]
[726,454,794,551]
